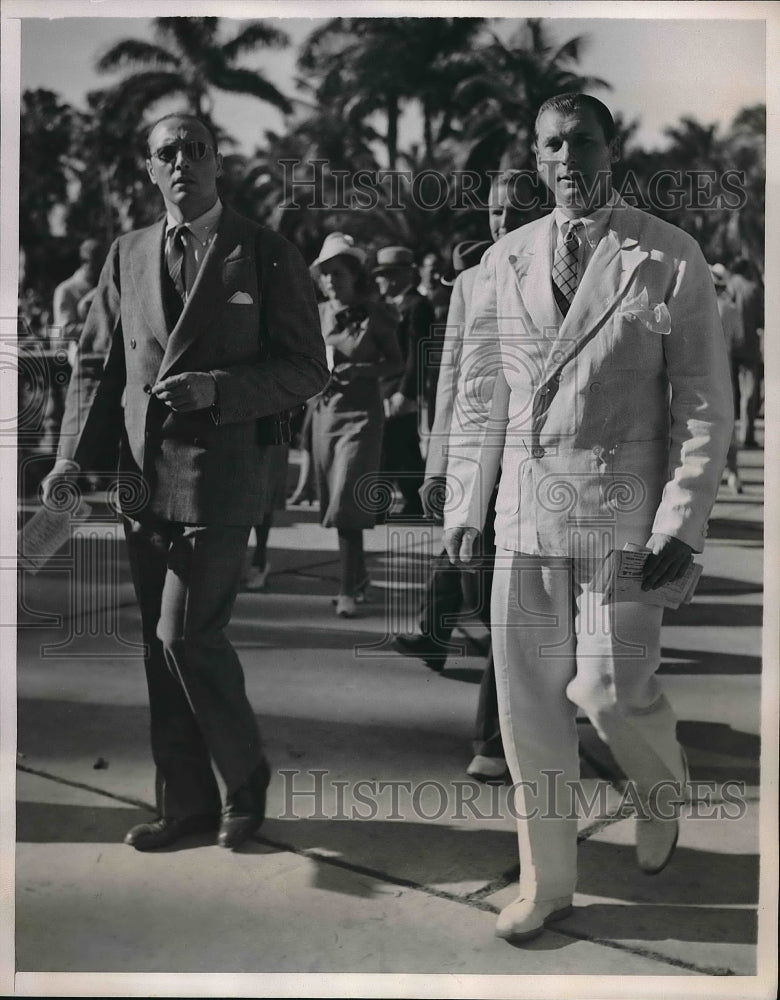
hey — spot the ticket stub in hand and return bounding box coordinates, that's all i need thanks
[591,543,703,609]
[18,500,92,574]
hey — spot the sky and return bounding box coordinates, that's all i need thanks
[16,12,766,157]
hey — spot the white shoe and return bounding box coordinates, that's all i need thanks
[635,748,688,874]
[495,896,573,942]
[335,594,357,618]
[466,755,508,783]
[635,815,679,874]
[726,471,744,495]
[243,563,270,592]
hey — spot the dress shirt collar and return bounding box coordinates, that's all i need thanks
[165,198,223,246]
[553,188,619,248]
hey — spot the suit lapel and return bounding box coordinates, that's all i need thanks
[542,218,648,380]
[507,216,558,339]
[131,220,168,351]
[157,207,246,380]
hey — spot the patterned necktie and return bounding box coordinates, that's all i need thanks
[167,225,188,302]
[552,221,580,317]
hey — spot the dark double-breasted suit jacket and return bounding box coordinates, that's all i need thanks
[58,205,328,524]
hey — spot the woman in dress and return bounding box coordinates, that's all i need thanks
[310,233,402,617]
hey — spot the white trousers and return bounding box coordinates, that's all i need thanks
[491,552,686,901]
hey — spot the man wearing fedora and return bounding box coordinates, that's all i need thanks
[373,246,433,518]
[43,112,328,852]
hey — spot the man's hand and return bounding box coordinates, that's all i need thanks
[152,372,216,412]
[443,526,480,568]
[641,533,694,590]
[385,391,416,419]
[40,458,80,506]
[419,475,446,523]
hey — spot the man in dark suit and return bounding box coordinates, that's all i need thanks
[43,113,328,851]
[373,246,433,517]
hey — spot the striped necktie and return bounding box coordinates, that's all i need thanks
[552,221,581,317]
[167,224,188,302]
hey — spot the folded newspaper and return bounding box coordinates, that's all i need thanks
[590,543,702,609]
[18,500,92,575]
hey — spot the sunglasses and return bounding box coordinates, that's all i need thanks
[151,140,212,164]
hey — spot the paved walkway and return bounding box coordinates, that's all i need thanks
[9,435,773,995]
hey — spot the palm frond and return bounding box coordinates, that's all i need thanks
[155,17,219,63]
[208,66,293,115]
[102,72,188,116]
[96,40,180,73]
[221,21,290,60]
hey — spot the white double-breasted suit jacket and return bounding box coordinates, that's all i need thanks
[444,197,734,557]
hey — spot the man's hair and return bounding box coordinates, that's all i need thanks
[146,113,219,155]
[534,93,617,143]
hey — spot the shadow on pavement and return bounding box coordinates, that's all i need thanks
[664,602,763,627]
[566,901,757,947]
[577,719,759,785]
[659,647,761,675]
[17,802,152,844]
[576,839,759,906]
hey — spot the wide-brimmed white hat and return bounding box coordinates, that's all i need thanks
[710,262,729,287]
[311,232,366,273]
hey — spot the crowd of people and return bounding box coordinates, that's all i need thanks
[20,94,764,946]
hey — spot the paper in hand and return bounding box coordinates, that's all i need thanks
[18,500,92,574]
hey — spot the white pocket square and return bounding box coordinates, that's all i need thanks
[620,287,671,335]
[228,291,253,305]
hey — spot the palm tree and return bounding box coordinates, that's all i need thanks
[298,17,486,169]
[454,19,611,173]
[96,17,292,136]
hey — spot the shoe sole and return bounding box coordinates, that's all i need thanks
[497,904,573,943]
[638,825,679,875]
[218,821,264,851]
[467,770,510,785]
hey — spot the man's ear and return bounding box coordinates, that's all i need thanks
[215,151,224,178]
[146,158,156,184]
[609,136,621,164]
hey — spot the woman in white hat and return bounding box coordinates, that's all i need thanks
[310,233,403,617]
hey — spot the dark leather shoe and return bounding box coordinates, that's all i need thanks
[124,814,219,851]
[218,762,271,850]
[392,634,447,672]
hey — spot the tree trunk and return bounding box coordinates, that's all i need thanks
[423,100,433,162]
[386,97,399,170]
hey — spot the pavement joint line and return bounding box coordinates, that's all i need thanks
[548,926,738,976]
[255,835,734,977]
[16,762,155,813]
[17,762,749,977]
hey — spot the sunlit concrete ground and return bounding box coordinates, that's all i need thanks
[14,434,766,982]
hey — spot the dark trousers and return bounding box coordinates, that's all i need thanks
[418,499,503,758]
[381,412,424,513]
[123,515,265,819]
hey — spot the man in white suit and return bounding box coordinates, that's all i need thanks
[443,94,733,942]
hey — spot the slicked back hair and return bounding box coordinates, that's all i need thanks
[534,93,617,144]
[146,113,219,156]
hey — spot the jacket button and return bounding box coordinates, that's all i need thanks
[143,383,152,394]
[590,381,601,393]
[531,445,545,459]
[130,339,137,349]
